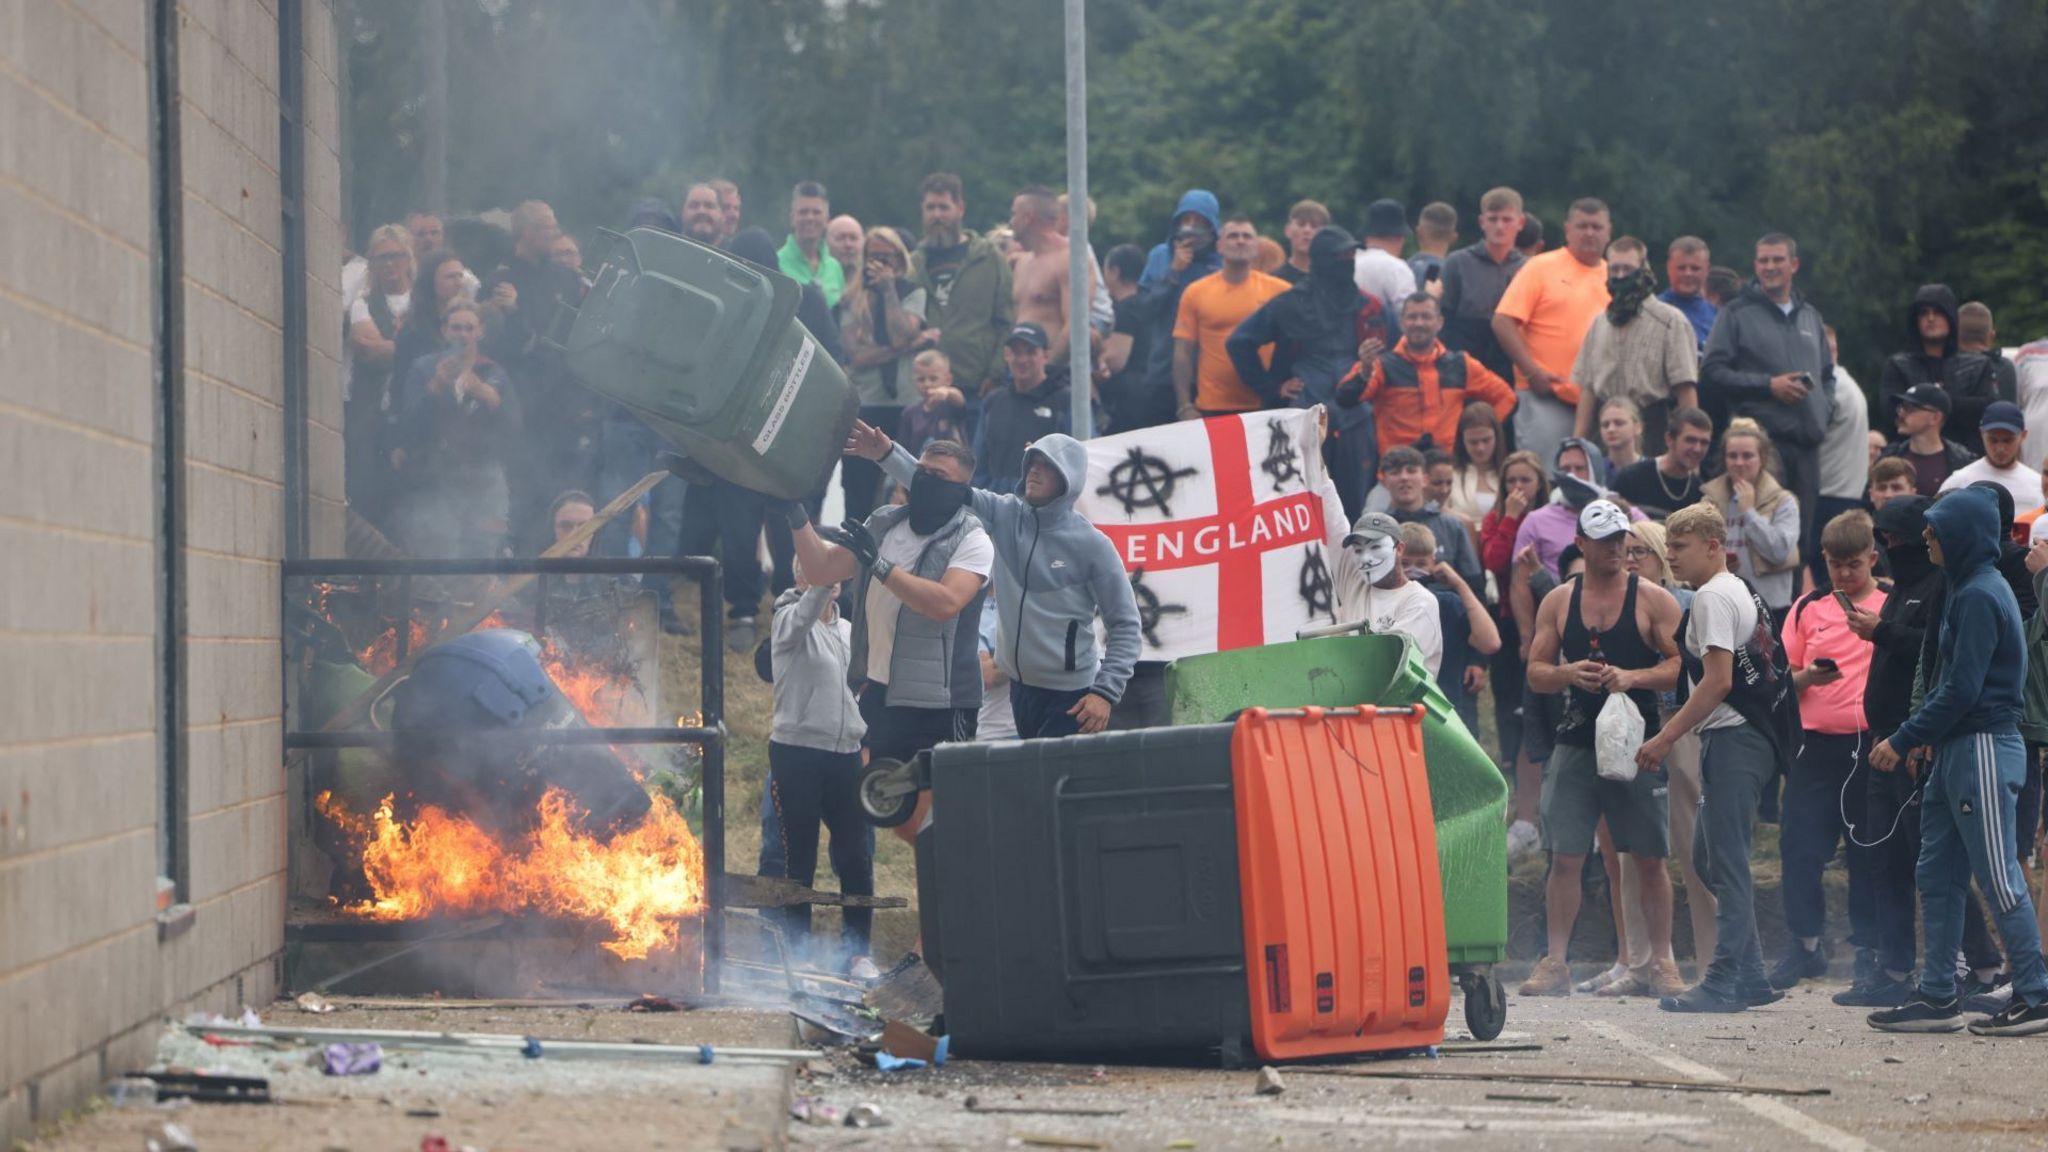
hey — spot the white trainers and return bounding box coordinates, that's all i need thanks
[1506,820,1541,863]
[1576,961,1629,994]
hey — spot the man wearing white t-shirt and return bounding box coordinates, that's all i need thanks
[1939,401,2035,510]
[1635,501,1785,1013]
[785,439,992,831]
[1335,511,1444,676]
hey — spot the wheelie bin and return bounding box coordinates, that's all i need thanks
[552,227,858,500]
[1164,629,1510,1040]
[905,707,1448,1065]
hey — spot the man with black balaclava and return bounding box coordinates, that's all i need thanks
[1878,284,2014,455]
[1572,236,1699,452]
[782,439,991,799]
[1228,226,1388,518]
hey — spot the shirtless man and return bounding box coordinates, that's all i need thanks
[1010,184,1084,365]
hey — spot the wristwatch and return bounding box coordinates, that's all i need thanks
[872,558,896,584]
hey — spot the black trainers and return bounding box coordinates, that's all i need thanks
[1740,981,1787,1007]
[1957,971,2007,1008]
[1868,994,1964,1033]
[1967,996,2048,1037]
[1659,984,1749,1014]
[1835,974,1916,1008]
[1768,943,1829,990]
[1959,970,2010,1005]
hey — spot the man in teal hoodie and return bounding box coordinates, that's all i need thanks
[1868,484,2048,1036]
[849,420,1142,738]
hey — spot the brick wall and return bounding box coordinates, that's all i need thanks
[0,2,340,1141]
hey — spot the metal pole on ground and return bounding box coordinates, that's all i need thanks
[1063,0,1092,440]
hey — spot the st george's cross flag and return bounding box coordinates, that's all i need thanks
[1073,407,1349,662]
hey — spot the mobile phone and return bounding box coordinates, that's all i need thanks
[1795,371,1816,387]
[1812,657,1838,673]
[1833,589,1854,615]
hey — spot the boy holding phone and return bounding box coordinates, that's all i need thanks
[1771,510,1888,990]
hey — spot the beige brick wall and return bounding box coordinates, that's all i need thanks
[0,1,339,1141]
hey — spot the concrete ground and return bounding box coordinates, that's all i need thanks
[22,984,2048,1151]
[790,987,2048,1151]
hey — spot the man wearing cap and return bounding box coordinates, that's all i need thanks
[1336,511,1445,677]
[1939,400,2033,508]
[1354,199,1419,337]
[973,321,1074,493]
[1520,498,1686,998]
[1879,383,1977,497]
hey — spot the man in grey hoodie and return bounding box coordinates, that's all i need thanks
[849,421,1143,738]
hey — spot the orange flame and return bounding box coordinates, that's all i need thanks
[320,788,706,960]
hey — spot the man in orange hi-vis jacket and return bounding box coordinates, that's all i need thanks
[1337,290,1518,456]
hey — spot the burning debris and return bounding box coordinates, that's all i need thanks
[315,786,705,960]
[300,572,707,966]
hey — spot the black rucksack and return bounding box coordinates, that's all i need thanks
[1677,577,1803,766]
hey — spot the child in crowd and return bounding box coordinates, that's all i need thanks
[896,348,969,457]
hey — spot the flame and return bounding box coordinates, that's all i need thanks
[320,788,706,959]
[356,617,431,677]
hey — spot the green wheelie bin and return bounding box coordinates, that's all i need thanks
[1165,628,1510,1039]
[554,227,858,500]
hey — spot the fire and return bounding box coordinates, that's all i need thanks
[319,788,706,960]
[356,616,431,677]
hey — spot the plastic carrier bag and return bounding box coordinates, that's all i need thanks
[1594,692,1644,782]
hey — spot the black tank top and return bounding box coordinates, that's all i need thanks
[1557,574,1663,747]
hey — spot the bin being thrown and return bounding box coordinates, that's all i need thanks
[554,227,858,500]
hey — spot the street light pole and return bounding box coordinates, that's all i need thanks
[1063,0,1092,440]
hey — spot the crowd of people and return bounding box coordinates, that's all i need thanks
[339,176,2048,1031]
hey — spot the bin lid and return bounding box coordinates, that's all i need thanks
[563,227,797,425]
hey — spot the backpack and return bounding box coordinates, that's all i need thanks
[1676,576,1803,767]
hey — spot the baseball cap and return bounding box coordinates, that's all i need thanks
[1578,499,1631,541]
[1342,511,1401,548]
[1897,383,1952,416]
[1982,400,2025,434]
[1004,322,1050,350]
[1363,198,1407,239]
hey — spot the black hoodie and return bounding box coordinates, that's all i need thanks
[1227,227,1382,430]
[1865,497,1939,734]
[1878,284,2011,452]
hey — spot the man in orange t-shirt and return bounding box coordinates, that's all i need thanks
[1338,292,1518,456]
[1493,197,1612,465]
[1173,216,1289,419]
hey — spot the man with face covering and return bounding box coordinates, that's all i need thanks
[1334,511,1444,676]
[1571,236,1699,452]
[849,421,1142,739]
[782,439,992,774]
[1228,226,1388,518]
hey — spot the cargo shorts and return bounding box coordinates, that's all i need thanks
[1539,742,1670,857]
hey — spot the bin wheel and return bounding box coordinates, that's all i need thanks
[858,758,920,827]
[1461,971,1507,1041]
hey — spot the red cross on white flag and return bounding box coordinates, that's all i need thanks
[1075,408,1349,661]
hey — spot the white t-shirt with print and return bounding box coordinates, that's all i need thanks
[1342,580,1444,678]
[1686,571,1759,732]
[862,519,994,684]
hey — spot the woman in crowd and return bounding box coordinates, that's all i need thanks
[1702,417,1802,629]
[1447,400,1506,526]
[1480,449,1550,858]
[1597,396,1645,481]
[344,223,417,527]
[390,299,520,559]
[393,248,474,375]
[835,225,931,523]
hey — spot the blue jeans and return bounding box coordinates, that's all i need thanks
[1917,731,2048,1006]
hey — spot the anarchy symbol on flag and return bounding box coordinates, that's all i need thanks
[1075,408,1349,661]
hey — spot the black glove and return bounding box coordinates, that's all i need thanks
[770,499,809,530]
[836,519,881,568]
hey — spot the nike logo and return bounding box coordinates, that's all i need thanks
[1051,559,1068,569]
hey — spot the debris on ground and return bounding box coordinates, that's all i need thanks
[1254,1066,1286,1096]
[964,1096,1125,1117]
[1015,1136,1105,1150]
[139,1071,272,1104]
[845,1102,888,1128]
[321,1043,384,1076]
[144,1122,196,1152]
[622,994,680,1013]
[295,993,334,1015]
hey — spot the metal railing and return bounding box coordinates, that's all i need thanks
[281,554,729,991]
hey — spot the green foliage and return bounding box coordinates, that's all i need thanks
[347,0,2048,382]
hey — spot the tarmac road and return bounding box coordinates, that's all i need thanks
[793,986,2048,1150]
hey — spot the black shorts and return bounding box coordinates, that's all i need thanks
[858,686,975,764]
